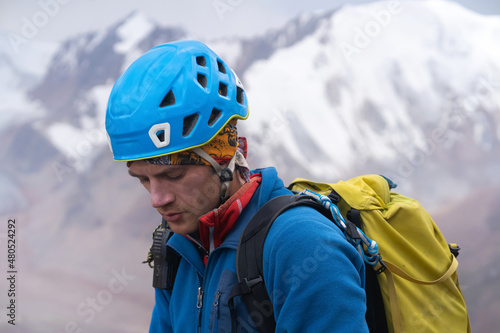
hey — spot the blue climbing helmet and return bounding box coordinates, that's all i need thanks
[105,40,249,161]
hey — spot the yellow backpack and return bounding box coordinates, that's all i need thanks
[289,175,471,333]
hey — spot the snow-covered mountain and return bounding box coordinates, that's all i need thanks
[242,0,500,207]
[1,1,499,331]
[6,2,499,208]
[0,34,57,133]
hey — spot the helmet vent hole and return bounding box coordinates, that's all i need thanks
[196,56,207,67]
[236,87,244,104]
[183,114,199,137]
[197,74,207,89]
[217,60,226,74]
[218,82,228,97]
[208,108,222,126]
[160,90,175,107]
[156,130,165,142]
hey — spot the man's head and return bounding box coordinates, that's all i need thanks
[105,40,249,234]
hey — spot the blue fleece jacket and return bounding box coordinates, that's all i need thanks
[149,167,368,332]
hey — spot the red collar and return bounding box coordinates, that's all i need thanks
[198,174,262,256]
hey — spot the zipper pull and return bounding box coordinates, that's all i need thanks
[214,291,221,307]
[197,286,204,309]
[214,291,221,319]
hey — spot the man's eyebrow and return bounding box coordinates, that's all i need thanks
[128,166,184,179]
[128,170,143,178]
[152,167,183,178]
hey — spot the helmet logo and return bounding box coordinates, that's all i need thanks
[149,123,171,148]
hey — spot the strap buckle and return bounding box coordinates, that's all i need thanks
[327,190,341,204]
[220,167,234,182]
[243,276,263,292]
[374,258,387,274]
[448,243,461,258]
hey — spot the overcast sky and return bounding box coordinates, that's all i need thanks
[0,0,499,44]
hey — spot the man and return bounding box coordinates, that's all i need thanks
[106,40,368,332]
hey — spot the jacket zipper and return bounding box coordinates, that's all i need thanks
[197,275,204,333]
[196,244,238,332]
[214,291,221,318]
[213,291,221,332]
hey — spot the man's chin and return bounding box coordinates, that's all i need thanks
[165,220,197,236]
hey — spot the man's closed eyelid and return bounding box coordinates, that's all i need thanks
[157,170,184,180]
[163,173,182,180]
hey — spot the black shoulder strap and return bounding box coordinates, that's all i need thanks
[229,193,389,333]
[229,195,331,333]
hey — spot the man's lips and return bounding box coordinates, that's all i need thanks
[161,212,183,222]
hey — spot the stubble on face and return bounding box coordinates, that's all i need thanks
[128,161,221,235]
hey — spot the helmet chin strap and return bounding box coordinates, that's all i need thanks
[192,148,237,205]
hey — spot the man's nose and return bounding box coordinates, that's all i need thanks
[150,182,175,208]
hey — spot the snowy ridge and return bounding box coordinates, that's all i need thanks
[114,11,156,70]
[114,12,155,54]
[244,0,500,181]
[0,35,58,132]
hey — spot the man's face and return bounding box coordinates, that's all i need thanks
[128,161,221,235]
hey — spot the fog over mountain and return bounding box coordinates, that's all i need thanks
[1,0,499,331]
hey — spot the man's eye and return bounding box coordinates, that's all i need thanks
[165,173,183,180]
